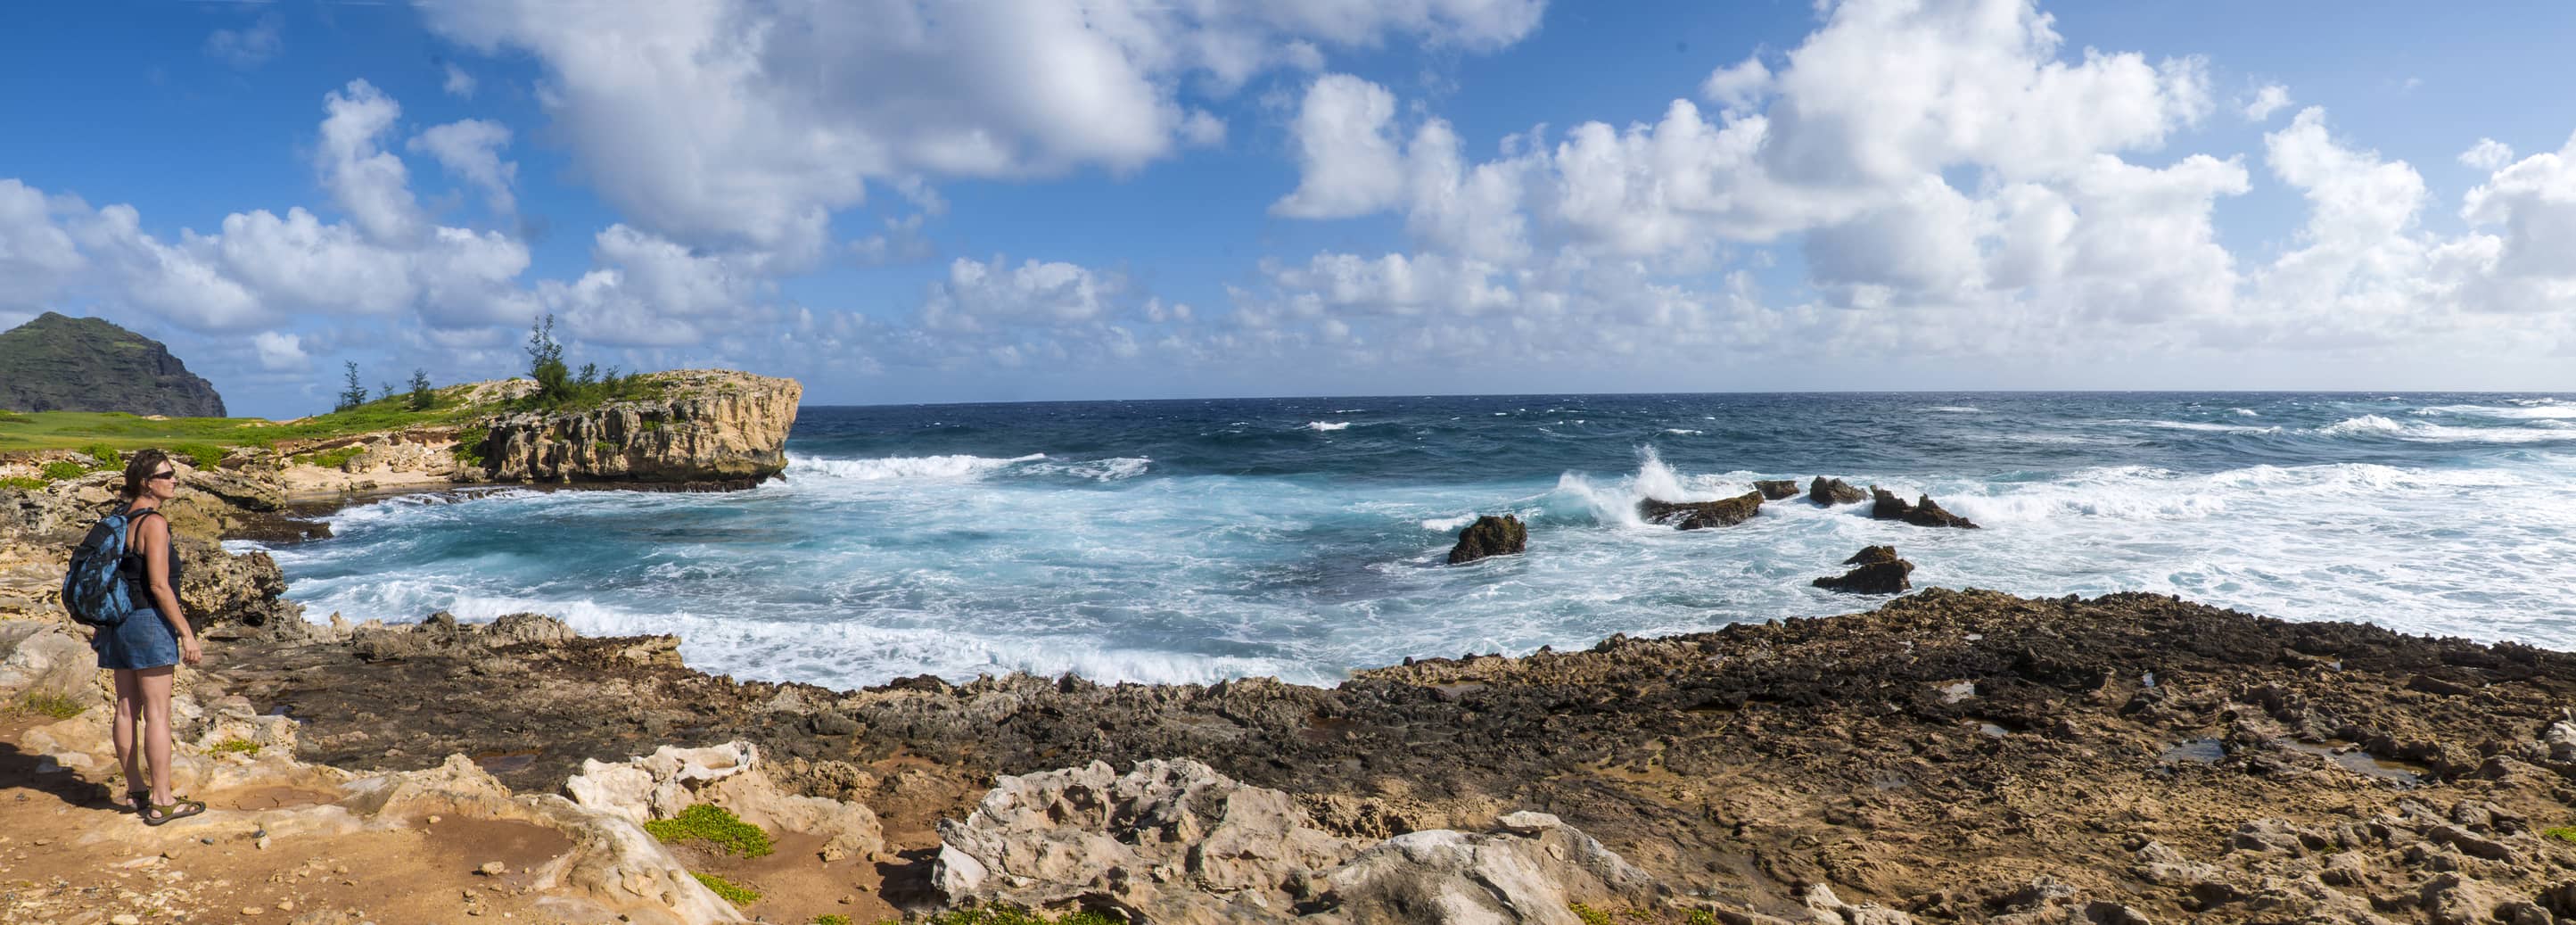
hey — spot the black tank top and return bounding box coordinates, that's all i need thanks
[120,506,181,607]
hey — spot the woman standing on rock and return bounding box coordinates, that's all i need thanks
[93,448,205,824]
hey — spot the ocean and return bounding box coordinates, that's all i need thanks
[239,392,2576,689]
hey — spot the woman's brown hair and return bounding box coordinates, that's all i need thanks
[119,448,174,500]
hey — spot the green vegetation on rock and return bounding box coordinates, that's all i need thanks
[15,691,85,720]
[646,803,776,858]
[692,871,761,905]
[811,916,853,925]
[37,460,89,482]
[1,388,481,453]
[293,445,366,470]
[207,737,261,756]
[172,442,226,469]
[2546,826,2576,844]
[0,312,226,417]
[0,476,43,491]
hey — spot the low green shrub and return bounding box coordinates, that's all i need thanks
[810,916,852,925]
[172,443,227,470]
[645,804,775,858]
[38,460,86,482]
[82,444,121,467]
[453,426,489,467]
[295,445,366,470]
[16,691,85,719]
[208,737,260,756]
[0,476,44,491]
[2546,826,2576,844]
[692,872,760,905]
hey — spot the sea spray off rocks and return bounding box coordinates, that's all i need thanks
[1637,490,1764,529]
[1869,485,1979,528]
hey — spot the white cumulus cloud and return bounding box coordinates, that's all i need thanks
[409,119,519,219]
[414,0,1544,259]
[2241,83,2292,120]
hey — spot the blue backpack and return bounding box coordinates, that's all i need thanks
[62,507,159,628]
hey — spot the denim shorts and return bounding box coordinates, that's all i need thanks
[94,607,180,671]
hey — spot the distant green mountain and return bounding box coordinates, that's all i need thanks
[0,312,226,417]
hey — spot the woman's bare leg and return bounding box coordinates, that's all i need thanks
[111,668,143,798]
[136,665,175,807]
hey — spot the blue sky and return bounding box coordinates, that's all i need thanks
[5,1,2576,417]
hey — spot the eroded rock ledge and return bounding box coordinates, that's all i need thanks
[470,370,801,487]
[168,588,2576,923]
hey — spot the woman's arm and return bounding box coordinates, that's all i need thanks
[136,514,201,666]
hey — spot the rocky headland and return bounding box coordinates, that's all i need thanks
[0,312,226,417]
[7,468,2576,923]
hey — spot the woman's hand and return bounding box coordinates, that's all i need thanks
[179,635,202,666]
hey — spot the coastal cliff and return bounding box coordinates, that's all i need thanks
[467,370,800,486]
[0,312,226,417]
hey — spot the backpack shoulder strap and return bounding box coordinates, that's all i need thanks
[119,506,168,552]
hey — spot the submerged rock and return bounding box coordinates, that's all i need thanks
[1448,515,1528,565]
[1638,491,1764,530]
[1815,546,1915,593]
[1809,477,1866,507]
[1753,479,1800,500]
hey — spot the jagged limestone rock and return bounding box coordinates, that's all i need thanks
[473,370,801,486]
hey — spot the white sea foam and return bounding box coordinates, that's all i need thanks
[273,401,2576,691]
[1028,457,1152,481]
[1664,428,1702,435]
[2319,415,2406,436]
[2231,408,2259,417]
[1928,406,1985,413]
[2416,403,2576,419]
[2140,420,2282,434]
[1305,421,1352,432]
[2313,416,2576,443]
[789,452,1045,480]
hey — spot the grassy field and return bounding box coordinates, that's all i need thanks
[0,372,679,458]
[0,392,483,454]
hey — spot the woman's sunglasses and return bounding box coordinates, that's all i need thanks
[148,470,177,482]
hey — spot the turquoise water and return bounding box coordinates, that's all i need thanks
[241,392,2576,688]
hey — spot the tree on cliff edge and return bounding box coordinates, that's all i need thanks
[526,314,570,403]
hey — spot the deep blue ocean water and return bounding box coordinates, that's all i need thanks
[242,392,2576,688]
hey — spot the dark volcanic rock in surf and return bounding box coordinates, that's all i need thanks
[1753,479,1800,500]
[1815,546,1914,593]
[1868,488,1979,529]
[1447,515,1527,565]
[1845,545,1901,566]
[1809,477,1866,506]
[1870,486,1912,520]
[1905,493,1979,529]
[1638,491,1763,530]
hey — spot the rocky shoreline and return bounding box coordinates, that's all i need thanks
[8,467,2576,921]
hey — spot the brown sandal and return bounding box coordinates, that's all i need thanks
[141,797,206,826]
